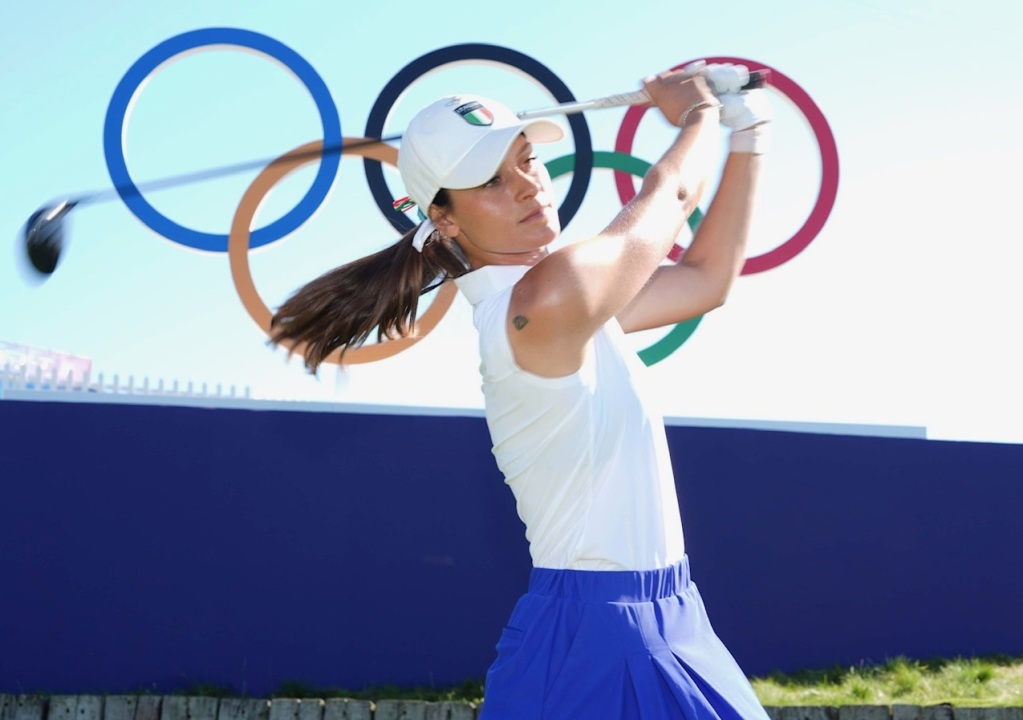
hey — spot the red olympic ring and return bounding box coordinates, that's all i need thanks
[614,56,839,275]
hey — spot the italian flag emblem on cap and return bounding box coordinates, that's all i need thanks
[454,101,494,126]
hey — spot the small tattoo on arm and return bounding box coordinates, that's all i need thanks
[513,315,529,330]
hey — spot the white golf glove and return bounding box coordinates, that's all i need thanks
[685,60,750,95]
[719,89,772,132]
[721,90,771,153]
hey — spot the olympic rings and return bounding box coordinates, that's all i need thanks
[103,27,343,252]
[614,56,839,275]
[363,43,593,234]
[228,139,457,365]
[546,151,705,364]
[105,32,839,368]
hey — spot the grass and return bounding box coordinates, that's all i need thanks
[104,655,1023,707]
[750,655,1023,707]
[257,655,1023,706]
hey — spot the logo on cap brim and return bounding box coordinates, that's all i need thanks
[454,101,494,127]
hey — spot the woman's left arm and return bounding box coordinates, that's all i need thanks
[616,150,761,332]
[617,87,770,333]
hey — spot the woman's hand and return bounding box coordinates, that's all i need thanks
[642,68,720,128]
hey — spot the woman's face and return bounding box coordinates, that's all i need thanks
[431,134,560,268]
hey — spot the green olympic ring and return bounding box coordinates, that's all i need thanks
[545,151,703,366]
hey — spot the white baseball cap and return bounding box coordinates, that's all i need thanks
[398,93,565,210]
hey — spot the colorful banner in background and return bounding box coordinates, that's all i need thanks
[1,1,1020,444]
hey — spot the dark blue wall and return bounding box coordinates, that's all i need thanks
[1,400,1021,695]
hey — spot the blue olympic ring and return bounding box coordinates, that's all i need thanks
[363,43,594,234]
[102,27,342,252]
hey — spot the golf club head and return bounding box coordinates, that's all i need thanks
[23,201,76,276]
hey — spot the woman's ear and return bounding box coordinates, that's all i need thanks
[429,206,459,238]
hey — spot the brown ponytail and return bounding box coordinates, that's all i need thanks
[269,193,470,372]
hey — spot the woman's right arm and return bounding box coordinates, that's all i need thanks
[507,69,723,376]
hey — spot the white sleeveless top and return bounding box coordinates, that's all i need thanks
[455,265,686,571]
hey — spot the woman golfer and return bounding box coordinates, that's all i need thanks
[271,62,772,719]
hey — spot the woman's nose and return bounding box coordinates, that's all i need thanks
[512,169,541,199]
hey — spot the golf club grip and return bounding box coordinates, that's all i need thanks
[517,69,769,119]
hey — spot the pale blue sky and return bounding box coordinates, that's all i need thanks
[1,0,1020,443]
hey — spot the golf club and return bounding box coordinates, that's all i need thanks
[21,69,767,277]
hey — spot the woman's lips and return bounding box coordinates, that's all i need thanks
[520,205,549,223]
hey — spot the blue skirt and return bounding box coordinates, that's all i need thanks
[479,556,769,720]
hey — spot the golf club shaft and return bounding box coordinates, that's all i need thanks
[67,134,404,208]
[516,69,768,119]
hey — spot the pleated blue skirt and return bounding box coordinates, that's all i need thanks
[479,556,769,720]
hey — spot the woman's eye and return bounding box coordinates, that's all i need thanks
[484,175,501,188]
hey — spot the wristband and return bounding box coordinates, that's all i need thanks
[729,123,770,154]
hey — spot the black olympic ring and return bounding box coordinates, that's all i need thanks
[363,43,594,234]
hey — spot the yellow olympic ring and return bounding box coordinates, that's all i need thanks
[227,139,458,365]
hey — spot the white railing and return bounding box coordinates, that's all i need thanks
[0,363,251,403]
